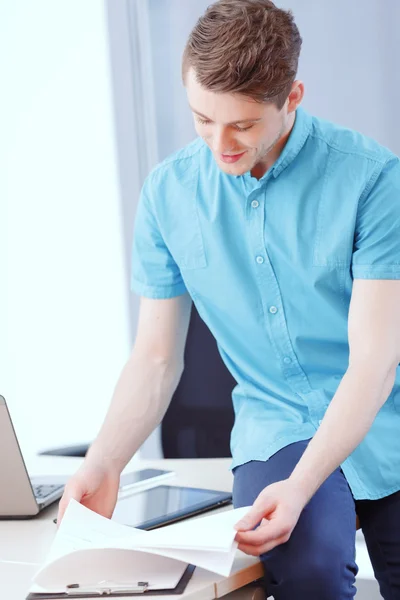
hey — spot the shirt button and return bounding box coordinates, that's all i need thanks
[251,200,259,208]
[256,256,264,264]
[269,306,278,314]
[283,356,292,364]
[318,419,323,426]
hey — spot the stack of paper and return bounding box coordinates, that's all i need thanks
[28,499,251,596]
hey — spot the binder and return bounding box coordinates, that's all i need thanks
[25,501,251,599]
[26,564,195,598]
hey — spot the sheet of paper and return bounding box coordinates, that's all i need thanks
[134,543,239,577]
[124,508,250,576]
[33,499,252,586]
[42,499,146,566]
[33,548,187,591]
[33,502,187,590]
[136,506,250,552]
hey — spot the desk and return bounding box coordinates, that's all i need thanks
[0,457,264,600]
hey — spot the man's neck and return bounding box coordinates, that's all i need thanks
[250,112,296,179]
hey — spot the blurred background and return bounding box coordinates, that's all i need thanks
[2,0,400,462]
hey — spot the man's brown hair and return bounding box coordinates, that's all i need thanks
[182,0,302,109]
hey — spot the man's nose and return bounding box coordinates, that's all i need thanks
[212,127,235,154]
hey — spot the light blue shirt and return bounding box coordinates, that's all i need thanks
[131,107,400,500]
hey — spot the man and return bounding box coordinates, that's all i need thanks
[58,1,400,597]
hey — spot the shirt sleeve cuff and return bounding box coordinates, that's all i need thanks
[130,277,187,299]
[352,264,400,279]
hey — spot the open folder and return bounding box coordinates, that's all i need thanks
[26,499,251,598]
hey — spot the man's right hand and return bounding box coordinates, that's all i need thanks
[56,461,121,526]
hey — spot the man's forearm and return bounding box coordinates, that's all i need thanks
[289,360,397,504]
[85,351,183,473]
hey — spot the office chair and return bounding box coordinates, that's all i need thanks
[161,303,236,458]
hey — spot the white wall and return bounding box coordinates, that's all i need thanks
[147,0,399,159]
[277,0,400,155]
[1,1,133,457]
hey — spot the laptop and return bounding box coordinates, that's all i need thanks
[0,394,66,518]
[0,395,177,519]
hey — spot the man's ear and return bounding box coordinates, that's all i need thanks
[287,80,304,113]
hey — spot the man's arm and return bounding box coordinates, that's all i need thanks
[57,293,192,522]
[288,278,400,499]
[235,279,400,555]
[86,292,193,472]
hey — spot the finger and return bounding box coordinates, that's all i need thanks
[235,520,290,546]
[238,533,290,557]
[56,488,83,526]
[234,498,276,532]
[83,496,115,519]
[56,501,67,527]
[56,495,70,526]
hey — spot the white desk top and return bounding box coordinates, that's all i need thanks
[0,457,263,600]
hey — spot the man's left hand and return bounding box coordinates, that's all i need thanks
[234,479,308,556]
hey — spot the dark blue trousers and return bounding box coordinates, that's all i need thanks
[233,439,400,599]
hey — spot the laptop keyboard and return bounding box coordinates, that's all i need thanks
[32,483,64,500]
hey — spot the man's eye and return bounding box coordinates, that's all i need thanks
[196,117,211,125]
[195,117,253,132]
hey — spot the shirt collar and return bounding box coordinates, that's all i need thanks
[238,106,312,185]
[271,106,312,178]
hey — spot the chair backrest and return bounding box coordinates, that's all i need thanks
[161,303,236,458]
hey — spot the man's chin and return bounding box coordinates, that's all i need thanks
[215,157,250,176]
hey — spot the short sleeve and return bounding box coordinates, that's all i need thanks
[352,157,400,279]
[130,176,187,299]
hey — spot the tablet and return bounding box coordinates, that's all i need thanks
[111,485,232,530]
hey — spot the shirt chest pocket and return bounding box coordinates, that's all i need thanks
[161,193,208,271]
[312,203,356,268]
[312,153,365,268]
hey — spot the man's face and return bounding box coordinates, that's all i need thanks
[185,68,291,177]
